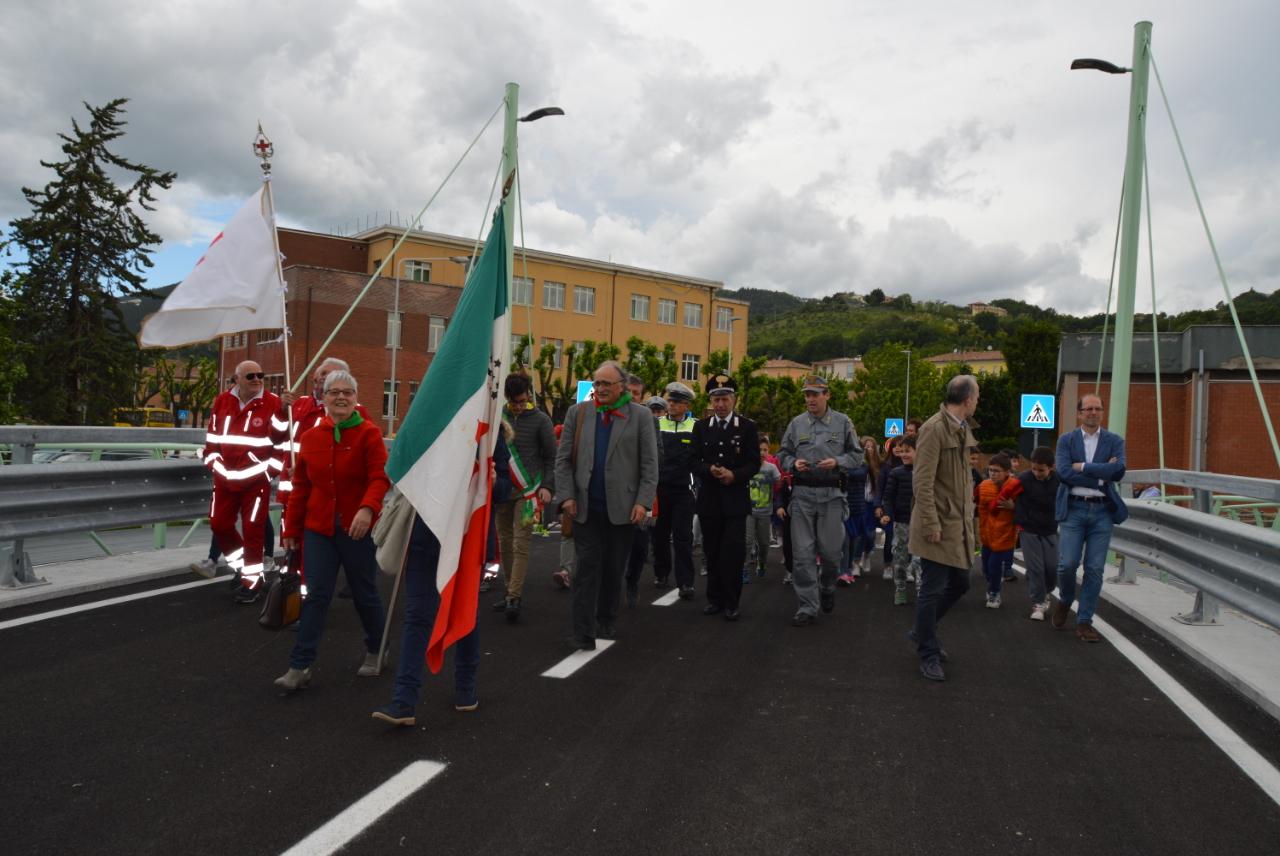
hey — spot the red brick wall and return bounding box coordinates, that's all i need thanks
[218,266,461,434]
[1059,373,1280,480]
[278,229,368,274]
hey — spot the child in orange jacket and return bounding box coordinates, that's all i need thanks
[978,452,1018,608]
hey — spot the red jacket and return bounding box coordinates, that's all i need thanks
[283,416,390,539]
[202,389,287,488]
[276,396,371,503]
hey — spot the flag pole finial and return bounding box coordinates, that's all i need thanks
[253,123,274,178]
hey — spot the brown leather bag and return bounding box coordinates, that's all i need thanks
[560,404,588,539]
[259,551,302,629]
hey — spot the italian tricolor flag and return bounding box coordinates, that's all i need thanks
[386,205,511,673]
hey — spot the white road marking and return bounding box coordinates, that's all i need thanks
[542,640,615,678]
[652,588,681,606]
[0,577,224,631]
[280,760,446,856]
[1012,561,1280,807]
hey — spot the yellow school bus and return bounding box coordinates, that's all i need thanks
[113,407,176,428]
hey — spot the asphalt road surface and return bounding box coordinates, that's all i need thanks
[3,532,1278,855]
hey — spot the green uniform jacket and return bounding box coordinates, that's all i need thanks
[908,404,980,569]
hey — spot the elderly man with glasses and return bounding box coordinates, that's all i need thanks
[553,360,659,649]
[201,360,288,603]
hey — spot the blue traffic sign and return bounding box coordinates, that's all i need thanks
[1020,394,1055,430]
[884,418,904,438]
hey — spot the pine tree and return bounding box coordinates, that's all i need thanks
[1,98,175,424]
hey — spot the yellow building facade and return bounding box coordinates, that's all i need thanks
[360,227,749,384]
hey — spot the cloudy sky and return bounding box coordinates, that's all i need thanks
[2,0,1277,314]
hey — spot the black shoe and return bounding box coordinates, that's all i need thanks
[227,571,242,591]
[653,577,670,589]
[724,608,741,622]
[597,623,616,640]
[572,636,596,651]
[625,586,638,609]
[791,611,816,627]
[504,597,521,623]
[920,659,946,682]
[1003,574,1017,582]
[234,586,260,605]
[491,597,509,612]
[820,590,835,614]
[678,586,695,600]
[906,629,949,662]
[702,603,723,616]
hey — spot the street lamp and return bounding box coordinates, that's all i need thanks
[901,348,912,426]
[387,254,473,435]
[727,315,744,372]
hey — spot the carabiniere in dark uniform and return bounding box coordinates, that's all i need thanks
[691,374,760,621]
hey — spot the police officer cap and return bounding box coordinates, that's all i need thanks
[707,374,737,396]
[664,381,695,402]
[644,396,668,411]
[801,375,829,392]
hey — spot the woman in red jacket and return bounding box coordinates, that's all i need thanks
[274,370,391,691]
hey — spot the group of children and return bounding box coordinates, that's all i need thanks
[741,429,1065,623]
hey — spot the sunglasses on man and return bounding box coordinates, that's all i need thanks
[241,372,266,381]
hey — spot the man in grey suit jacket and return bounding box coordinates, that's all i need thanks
[554,360,659,649]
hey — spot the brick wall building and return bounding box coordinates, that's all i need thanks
[218,265,460,436]
[1057,326,1280,481]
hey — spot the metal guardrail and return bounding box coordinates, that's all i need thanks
[1116,468,1280,629]
[0,459,213,588]
[0,426,206,465]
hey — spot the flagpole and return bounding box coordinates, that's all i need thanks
[254,124,297,479]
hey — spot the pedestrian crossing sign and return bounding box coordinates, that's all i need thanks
[885,418,904,438]
[1020,394,1055,429]
[576,380,595,404]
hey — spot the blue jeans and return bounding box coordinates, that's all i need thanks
[1055,499,1114,624]
[981,546,1013,595]
[290,526,385,669]
[913,557,971,663]
[392,517,480,708]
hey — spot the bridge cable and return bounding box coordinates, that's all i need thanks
[1150,50,1280,469]
[1095,181,1126,393]
[514,147,536,372]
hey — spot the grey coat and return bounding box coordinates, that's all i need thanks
[553,401,659,526]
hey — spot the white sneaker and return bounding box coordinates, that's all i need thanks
[189,558,217,579]
[273,667,312,691]
[357,649,390,677]
[1041,598,1052,611]
[882,568,893,581]
[985,594,1001,609]
[1030,604,1046,621]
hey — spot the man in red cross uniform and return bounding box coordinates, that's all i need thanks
[203,360,288,604]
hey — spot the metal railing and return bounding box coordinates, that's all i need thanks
[1115,469,1280,628]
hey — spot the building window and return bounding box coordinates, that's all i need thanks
[383,380,400,419]
[573,285,595,315]
[631,293,650,322]
[680,353,700,382]
[256,330,276,344]
[513,276,534,307]
[511,333,528,363]
[408,381,420,408]
[265,373,285,396]
[715,307,734,332]
[386,311,404,348]
[658,298,677,325]
[540,337,564,369]
[684,302,703,329]
[543,281,565,311]
[403,260,431,282]
[428,315,446,353]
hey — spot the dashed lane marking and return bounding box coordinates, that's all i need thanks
[541,639,616,678]
[652,588,681,606]
[280,760,447,856]
[0,577,224,631]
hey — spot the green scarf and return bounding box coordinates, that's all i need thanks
[332,410,364,443]
[595,391,632,413]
